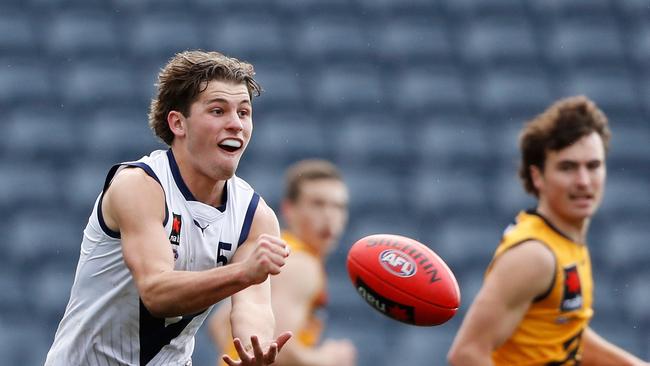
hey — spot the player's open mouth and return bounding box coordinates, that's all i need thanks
[218,138,243,153]
[569,193,593,202]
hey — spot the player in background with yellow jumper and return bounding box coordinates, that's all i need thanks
[448,96,649,365]
[211,159,357,366]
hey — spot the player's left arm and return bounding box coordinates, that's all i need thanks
[225,198,292,365]
[582,327,648,366]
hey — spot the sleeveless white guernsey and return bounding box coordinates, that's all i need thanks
[46,149,260,365]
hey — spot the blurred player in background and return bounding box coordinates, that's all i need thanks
[448,96,649,365]
[46,50,292,366]
[211,159,357,366]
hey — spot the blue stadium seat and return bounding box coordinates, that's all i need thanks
[250,62,304,111]
[630,22,650,68]
[340,168,406,215]
[374,16,452,63]
[275,0,352,15]
[28,0,109,10]
[235,160,285,210]
[291,15,370,63]
[43,12,119,57]
[203,15,286,61]
[61,161,111,215]
[0,59,52,105]
[111,0,190,11]
[601,174,650,219]
[0,11,37,56]
[83,107,163,160]
[602,217,650,271]
[622,271,650,323]
[357,0,438,15]
[489,166,538,218]
[457,17,538,66]
[0,319,51,365]
[330,112,409,166]
[528,0,614,17]
[473,67,553,117]
[308,63,383,111]
[28,263,75,324]
[443,0,526,17]
[408,167,490,217]
[413,113,489,166]
[7,105,77,159]
[0,162,59,211]
[125,13,203,60]
[425,215,503,268]
[607,124,650,166]
[384,324,456,366]
[58,61,138,108]
[392,65,469,114]
[545,17,625,67]
[244,110,328,164]
[7,209,82,265]
[614,0,650,21]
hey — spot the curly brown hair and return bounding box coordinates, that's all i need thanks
[518,95,611,197]
[148,50,262,145]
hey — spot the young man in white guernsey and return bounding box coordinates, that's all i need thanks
[45,50,292,366]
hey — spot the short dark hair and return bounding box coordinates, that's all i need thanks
[518,95,611,197]
[284,159,344,202]
[148,50,262,145]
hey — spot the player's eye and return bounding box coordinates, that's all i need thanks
[238,109,250,117]
[211,108,224,115]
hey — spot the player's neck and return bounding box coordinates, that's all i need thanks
[536,205,589,244]
[171,147,227,207]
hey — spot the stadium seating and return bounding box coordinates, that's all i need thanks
[3,0,649,364]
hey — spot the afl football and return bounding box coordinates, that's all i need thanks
[346,234,460,326]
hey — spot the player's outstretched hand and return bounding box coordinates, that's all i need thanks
[243,234,290,285]
[222,332,292,366]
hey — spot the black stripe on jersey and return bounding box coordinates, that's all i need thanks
[139,299,206,365]
[97,162,169,238]
[167,149,196,202]
[237,192,260,247]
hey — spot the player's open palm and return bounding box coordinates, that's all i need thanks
[243,234,290,285]
[320,339,357,366]
[222,332,292,366]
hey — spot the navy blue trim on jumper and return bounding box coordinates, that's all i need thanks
[139,299,206,365]
[167,149,196,201]
[97,162,169,239]
[166,149,229,211]
[237,193,260,247]
[525,209,575,243]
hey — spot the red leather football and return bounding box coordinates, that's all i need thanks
[346,234,460,326]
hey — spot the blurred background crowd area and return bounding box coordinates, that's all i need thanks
[1,0,649,364]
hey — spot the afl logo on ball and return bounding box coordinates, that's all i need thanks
[379,249,417,278]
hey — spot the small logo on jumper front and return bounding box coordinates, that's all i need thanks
[379,249,417,278]
[169,214,182,246]
[561,264,583,312]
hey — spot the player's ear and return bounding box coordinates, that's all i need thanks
[530,165,544,192]
[167,111,186,138]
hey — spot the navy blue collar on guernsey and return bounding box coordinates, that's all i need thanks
[166,149,228,212]
[525,208,576,243]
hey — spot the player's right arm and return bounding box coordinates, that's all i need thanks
[447,240,555,366]
[102,167,288,317]
[270,252,356,366]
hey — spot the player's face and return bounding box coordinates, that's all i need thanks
[182,80,252,180]
[289,179,349,255]
[533,132,606,227]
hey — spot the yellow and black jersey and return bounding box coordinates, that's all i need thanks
[489,210,593,366]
